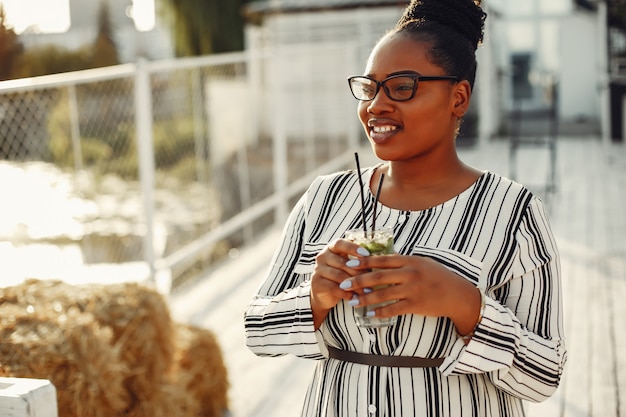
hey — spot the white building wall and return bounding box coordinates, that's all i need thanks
[244,7,409,141]
[475,7,502,142]
[484,0,605,134]
[558,12,600,122]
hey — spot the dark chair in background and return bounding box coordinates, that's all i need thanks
[508,82,559,194]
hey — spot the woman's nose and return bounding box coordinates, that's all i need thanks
[366,90,394,114]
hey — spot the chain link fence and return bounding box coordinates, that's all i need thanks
[0,44,361,291]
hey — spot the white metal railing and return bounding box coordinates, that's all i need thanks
[157,149,358,278]
[0,45,361,291]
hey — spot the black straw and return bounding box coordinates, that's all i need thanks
[372,173,385,237]
[354,152,368,236]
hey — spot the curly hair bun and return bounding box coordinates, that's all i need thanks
[398,0,487,49]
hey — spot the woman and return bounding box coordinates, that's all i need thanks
[244,0,566,415]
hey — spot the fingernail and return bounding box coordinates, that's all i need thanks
[366,310,376,317]
[363,287,373,294]
[356,247,370,256]
[346,259,360,268]
[339,280,352,290]
[348,295,359,307]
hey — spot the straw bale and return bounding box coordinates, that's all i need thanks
[0,303,130,416]
[124,377,200,417]
[125,324,230,417]
[0,280,231,417]
[0,279,176,408]
[174,323,229,417]
[79,281,176,405]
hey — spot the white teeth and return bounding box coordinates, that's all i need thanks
[372,125,398,133]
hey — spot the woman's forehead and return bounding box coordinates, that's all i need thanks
[365,35,438,77]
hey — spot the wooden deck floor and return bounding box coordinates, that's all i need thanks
[169,136,626,417]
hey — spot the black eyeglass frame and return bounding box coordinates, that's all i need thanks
[347,73,459,102]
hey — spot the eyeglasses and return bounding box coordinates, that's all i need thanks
[347,73,458,102]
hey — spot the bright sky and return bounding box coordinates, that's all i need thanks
[0,0,155,33]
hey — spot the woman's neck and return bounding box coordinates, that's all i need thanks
[373,156,481,211]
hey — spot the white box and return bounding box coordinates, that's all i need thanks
[0,377,57,417]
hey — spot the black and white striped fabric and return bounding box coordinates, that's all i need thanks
[245,167,566,417]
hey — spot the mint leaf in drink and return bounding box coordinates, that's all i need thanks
[360,238,394,255]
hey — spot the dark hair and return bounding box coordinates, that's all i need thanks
[394,0,487,90]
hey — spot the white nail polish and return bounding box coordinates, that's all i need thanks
[346,259,360,268]
[356,247,370,256]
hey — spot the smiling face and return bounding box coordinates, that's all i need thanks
[357,33,470,163]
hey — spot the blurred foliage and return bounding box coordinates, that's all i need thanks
[47,86,202,181]
[152,118,197,167]
[91,0,120,68]
[160,0,253,56]
[3,0,119,80]
[11,45,93,78]
[0,5,23,81]
[47,91,132,173]
[2,0,255,75]
[166,155,208,182]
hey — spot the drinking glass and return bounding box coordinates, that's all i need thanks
[344,227,397,328]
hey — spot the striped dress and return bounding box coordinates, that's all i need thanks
[244,167,567,417]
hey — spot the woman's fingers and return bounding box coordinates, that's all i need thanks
[339,265,398,291]
[345,253,401,270]
[310,239,375,328]
[310,238,372,312]
[337,255,468,318]
[316,239,371,281]
[339,254,441,288]
[327,238,371,259]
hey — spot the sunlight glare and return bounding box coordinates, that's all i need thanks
[1,0,70,34]
[127,0,155,32]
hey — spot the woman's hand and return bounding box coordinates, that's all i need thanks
[310,239,370,329]
[338,254,481,335]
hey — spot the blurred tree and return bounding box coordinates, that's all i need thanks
[160,0,252,56]
[0,4,23,81]
[91,0,120,67]
[11,45,92,78]
[10,0,120,78]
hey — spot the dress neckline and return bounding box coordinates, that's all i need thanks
[363,165,489,213]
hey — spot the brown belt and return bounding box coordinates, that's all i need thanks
[327,346,444,368]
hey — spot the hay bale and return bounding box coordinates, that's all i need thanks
[1,279,176,410]
[173,324,229,417]
[0,280,230,417]
[77,281,176,406]
[124,377,200,417]
[0,303,130,416]
[127,323,231,417]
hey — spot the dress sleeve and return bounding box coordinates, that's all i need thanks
[440,197,567,403]
[244,189,325,360]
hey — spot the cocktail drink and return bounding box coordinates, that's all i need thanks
[344,227,397,328]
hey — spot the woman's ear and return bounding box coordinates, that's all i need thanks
[451,80,472,117]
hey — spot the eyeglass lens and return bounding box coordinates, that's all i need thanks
[349,76,416,101]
